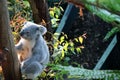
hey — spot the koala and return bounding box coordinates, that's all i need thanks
[15,21,49,79]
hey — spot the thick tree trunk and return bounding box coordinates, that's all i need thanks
[28,0,53,41]
[0,0,22,80]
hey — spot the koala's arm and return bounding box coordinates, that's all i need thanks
[15,41,24,62]
[15,40,24,54]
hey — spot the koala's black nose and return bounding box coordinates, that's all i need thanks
[19,31,24,36]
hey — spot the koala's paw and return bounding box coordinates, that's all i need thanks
[21,61,44,79]
[23,73,35,80]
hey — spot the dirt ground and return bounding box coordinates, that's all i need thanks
[64,8,113,69]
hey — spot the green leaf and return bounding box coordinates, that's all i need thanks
[54,7,61,18]
[59,6,64,12]
[70,47,75,54]
[74,38,79,42]
[49,11,54,18]
[104,27,119,41]
[55,15,59,19]
[54,65,120,79]
[64,57,70,62]
[64,34,68,39]
[54,42,59,49]
[61,50,65,59]
[40,71,47,78]
[51,18,60,28]
[69,41,74,47]
[76,48,81,53]
[60,36,65,43]
[23,1,30,8]
[64,42,69,51]
[85,4,120,23]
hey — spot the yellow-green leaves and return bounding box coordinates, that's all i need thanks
[104,27,120,41]
[61,49,65,59]
[52,33,84,63]
[79,36,83,44]
[49,6,64,28]
[60,36,65,43]
[76,47,81,53]
[49,10,54,18]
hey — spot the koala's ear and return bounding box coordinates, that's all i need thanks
[39,25,47,35]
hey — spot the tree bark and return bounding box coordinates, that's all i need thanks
[0,0,22,80]
[28,0,53,41]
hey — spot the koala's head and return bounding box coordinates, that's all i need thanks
[20,21,47,40]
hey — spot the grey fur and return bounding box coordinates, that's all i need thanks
[15,21,49,79]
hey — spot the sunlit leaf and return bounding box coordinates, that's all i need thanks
[69,41,74,47]
[23,1,30,8]
[55,15,59,19]
[49,73,55,77]
[54,33,60,36]
[54,7,61,17]
[51,18,59,24]
[54,42,59,49]
[79,36,83,44]
[60,36,65,43]
[64,42,69,51]
[76,47,81,53]
[64,34,68,39]
[40,71,47,78]
[61,50,65,59]
[54,33,60,40]
[59,6,64,12]
[49,11,54,18]
[74,38,79,42]
[70,47,75,54]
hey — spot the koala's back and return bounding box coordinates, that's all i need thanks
[32,36,49,64]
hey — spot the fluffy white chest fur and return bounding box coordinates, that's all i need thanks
[17,38,35,61]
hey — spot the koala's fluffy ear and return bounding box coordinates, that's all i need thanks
[39,25,47,35]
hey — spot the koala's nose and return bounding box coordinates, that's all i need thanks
[19,31,24,36]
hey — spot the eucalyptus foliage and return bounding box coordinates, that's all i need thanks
[76,0,120,15]
[83,0,120,40]
[53,65,120,80]
[8,0,32,20]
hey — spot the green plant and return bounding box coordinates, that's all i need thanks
[10,13,27,43]
[8,0,32,43]
[104,26,120,41]
[44,64,69,80]
[49,6,64,28]
[85,3,120,41]
[51,65,120,80]
[8,0,32,20]
[52,33,85,64]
